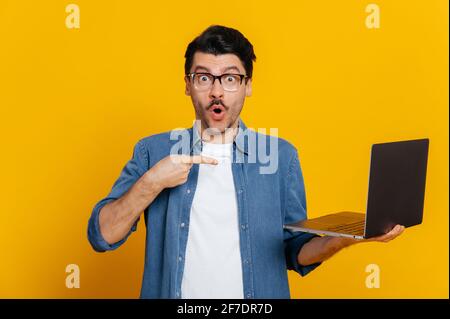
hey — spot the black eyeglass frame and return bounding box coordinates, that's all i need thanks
[186,72,250,87]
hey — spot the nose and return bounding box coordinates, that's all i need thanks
[209,77,224,99]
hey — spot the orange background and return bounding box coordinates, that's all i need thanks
[0,0,448,298]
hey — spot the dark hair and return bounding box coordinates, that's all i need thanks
[184,25,256,78]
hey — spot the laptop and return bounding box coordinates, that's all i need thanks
[284,138,429,239]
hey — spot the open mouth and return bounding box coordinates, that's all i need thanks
[210,104,225,113]
[209,104,226,120]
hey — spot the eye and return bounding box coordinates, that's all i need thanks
[199,75,210,82]
[219,76,231,84]
[225,75,237,82]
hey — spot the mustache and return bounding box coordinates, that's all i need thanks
[207,99,228,110]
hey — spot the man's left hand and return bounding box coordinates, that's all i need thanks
[363,224,406,243]
[339,224,406,247]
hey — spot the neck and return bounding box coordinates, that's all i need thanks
[197,119,239,144]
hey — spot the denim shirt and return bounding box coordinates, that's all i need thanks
[87,119,321,299]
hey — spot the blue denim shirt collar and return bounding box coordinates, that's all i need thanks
[190,118,250,157]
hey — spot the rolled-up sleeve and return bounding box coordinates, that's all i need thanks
[284,149,322,276]
[87,140,148,252]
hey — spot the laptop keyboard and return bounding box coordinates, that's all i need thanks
[327,220,365,235]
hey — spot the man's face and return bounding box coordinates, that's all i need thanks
[185,52,252,134]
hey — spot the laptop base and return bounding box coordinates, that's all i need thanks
[284,212,366,239]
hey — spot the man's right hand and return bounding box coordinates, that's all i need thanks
[99,154,217,245]
[146,154,218,190]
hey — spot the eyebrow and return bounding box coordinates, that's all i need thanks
[193,65,243,74]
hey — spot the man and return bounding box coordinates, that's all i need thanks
[87,25,404,299]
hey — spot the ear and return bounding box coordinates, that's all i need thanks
[184,76,191,96]
[245,78,252,97]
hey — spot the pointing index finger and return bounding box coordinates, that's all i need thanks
[189,155,218,165]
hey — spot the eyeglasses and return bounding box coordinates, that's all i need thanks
[186,72,249,92]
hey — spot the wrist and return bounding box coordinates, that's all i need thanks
[142,169,164,194]
[328,236,358,250]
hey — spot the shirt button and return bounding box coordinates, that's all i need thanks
[180,223,185,228]
[246,293,251,298]
[176,292,180,297]
[186,189,191,194]
[178,256,183,262]
[241,224,247,230]
[238,189,243,194]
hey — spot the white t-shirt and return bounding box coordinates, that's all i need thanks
[181,142,244,299]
